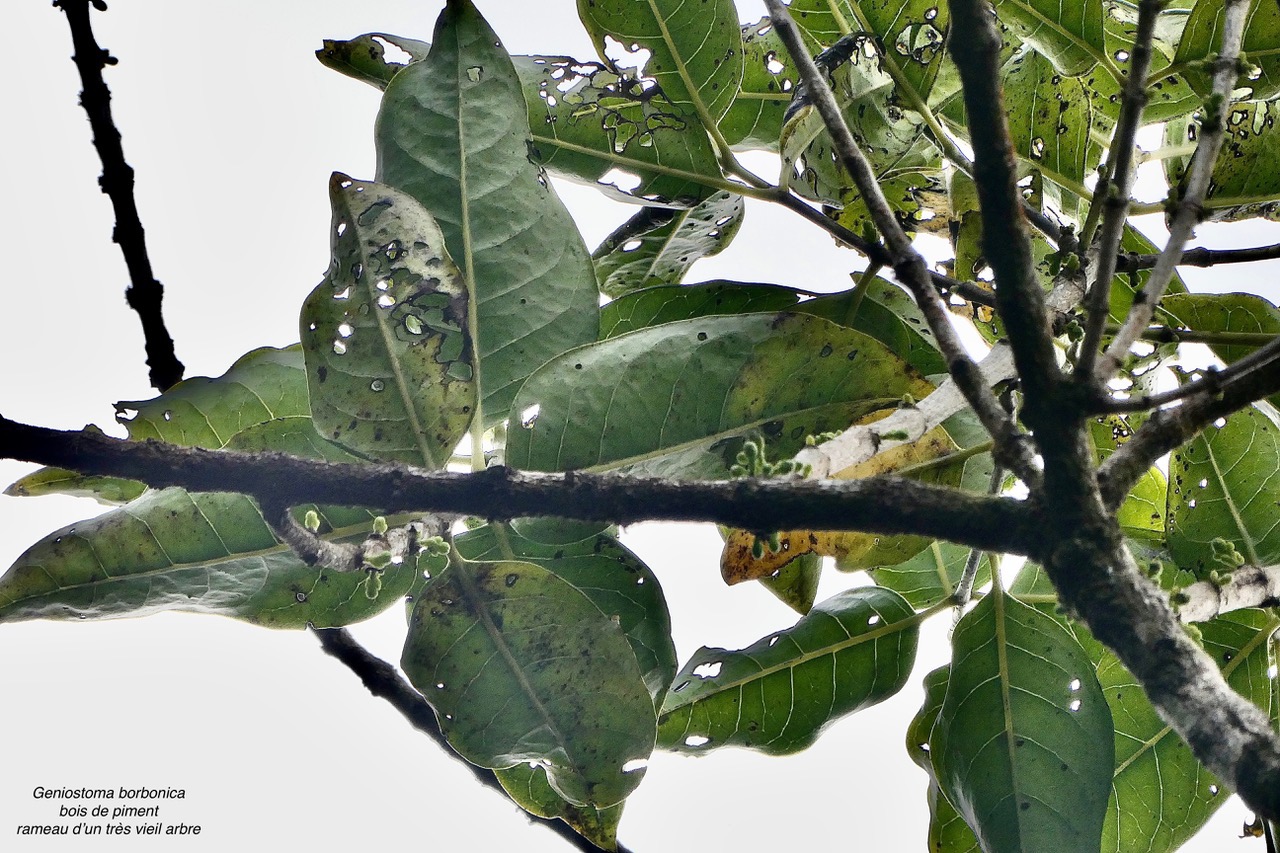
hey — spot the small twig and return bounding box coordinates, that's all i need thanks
[953,463,1006,608]
[261,498,450,574]
[764,0,1035,483]
[1099,334,1280,413]
[1075,0,1162,378]
[1116,242,1280,272]
[312,628,628,853]
[1133,326,1278,348]
[54,0,184,391]
[1097,0,1249,380]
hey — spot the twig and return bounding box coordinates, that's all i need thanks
[312,628,628,853]
[1075,0,1162,378]
[1117,242,1280,272]
[763,0,1036,483]
[54,0,184,392]
[1097,0,1249,379]
[952,463,1005,608]
[0,415,1041,558]
[1099,334,1280,413]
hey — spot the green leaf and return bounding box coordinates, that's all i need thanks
[599,279,946,377]
[591,192,744,297]
[315,32,431,90]
[908,665,983,852]
[402,557,656,807]
[720,18,793,150]
[870,540,991,610]
[454,521,676,706]
[1161,291,1280,409]
[376,0,600,427]
[117,345,310,447]
[576,0,743,124]
[300,174,476,469]
[0,487,410,628]
[1164,100,1280,222]
[1089,610,1278,853]
[1175,0,1280,101]
[931,592,1115,853]
[506,313,934,478]
[657,585,918,754]
[494,763,623,850]
[517,56,721,206]
[759,552,822,615]
[994,0,1109,77]
[4,467,146,506]
[1168,402,1280,574]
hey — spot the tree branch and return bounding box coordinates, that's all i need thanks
[0,415,1040,558]
[1099,334,1280,413]
[1116,242,1280,272]
[1075,0,1161,377]
[312,627,629,853]
[764,0,1035,482]
[55,0,184,392]
[1097,0,1248,379]
[1176,565,1280,623]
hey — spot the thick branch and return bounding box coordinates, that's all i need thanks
[313,628,626,853]
[55,0,183,392]
[1177,565,1280,623]
[946,0,1060,415]
[765,0,1033,481]
[0,415,1040,558]
[1097,0,1248,378]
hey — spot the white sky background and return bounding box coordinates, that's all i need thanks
[0,1,1270,850]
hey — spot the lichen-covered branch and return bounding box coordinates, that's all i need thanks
[54,0,184,391]
[1177,565,1280,623]
[0,415,1040,558]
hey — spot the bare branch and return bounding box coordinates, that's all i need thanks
[1100,335,1280,413]
[1097,0,1249,379]
[764,0,1034,481]
[945,0,1061,418]
[1075,0,1162,377]
[54,0,184,391]
[1177,565,1280,623]
[1117,242,1280,272]
[313,628,628,853]
[0,415,1041,558]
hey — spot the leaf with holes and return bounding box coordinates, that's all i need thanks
[1164,100,1280,222]
[454,521,676,706]
[657,585,917,754]
[1160,293,1280,408]
[931,592,1114,853]
[592,192,744,297]
[517,56,720,206]
[0,485,411,628]
[495,762,623,850]
[907,665,983,852]
[506,313,934,478]
[1074,611,1278,853]
[599,279,946,376]
[376,0,599,427]
[576,0,743,125]
[720,17,793,150]
[995,0,1109,76]
[16,346,312,504]
[1167,402,1280,577]
[1175,0,1280,101]
[301,174,476,469]
[316,32,431,89]
[402,558,656,807]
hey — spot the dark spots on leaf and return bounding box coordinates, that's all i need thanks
[697,331,708,341]
[317,365,328,383]
[819,343,833,357]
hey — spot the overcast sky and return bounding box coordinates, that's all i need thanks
[0,2,1267,851]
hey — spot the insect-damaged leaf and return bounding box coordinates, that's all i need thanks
[402,558,656,807]
[376,0,599,427]
[517,56,720,206]
[657,585,917,754]
[993,0,1109,77]
[506,313,934,478]
[931,592,1114,853]
[720,18,794,150]
[301,174,476,469]
[1167,402,1280,576]
[0,486,411,628]
[315,32,431,89]
[577,0,743,124]
[453,522,676,706]
[592,192,744,297]
[1175,0,1280,101]
[1160,291,1280,409]
[1164,100,1280,222]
